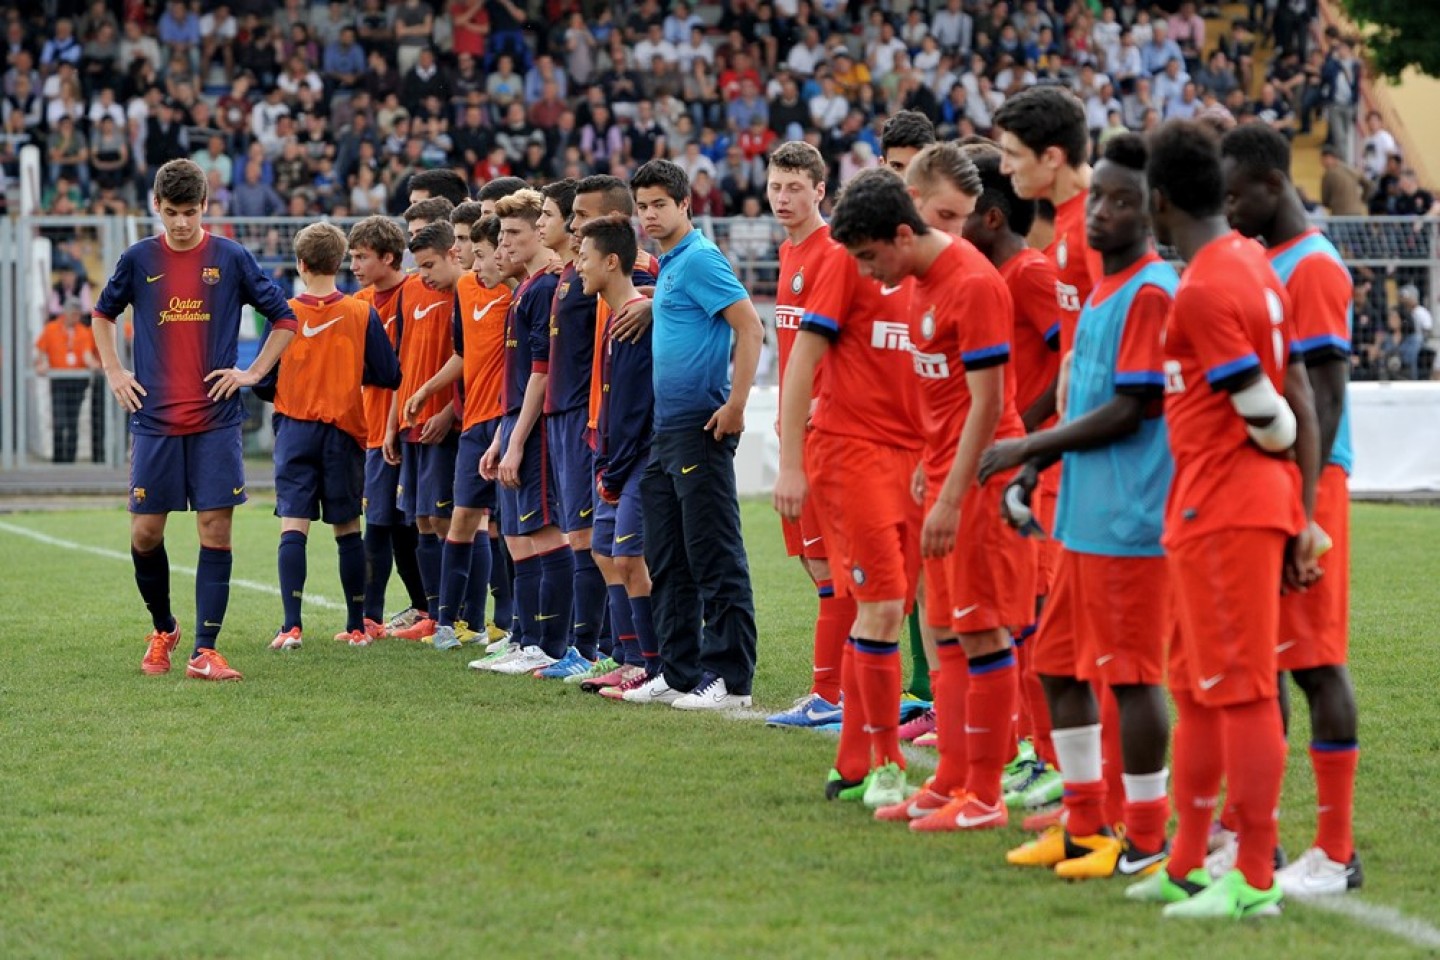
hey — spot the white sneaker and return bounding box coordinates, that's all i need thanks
[489,645,559,675]
[621,672,684,705]
[1275,847,1363,898]
[672,674,753,711]
[468,641,521,671]
[484,634,513,654]
[1204,832,1238,879]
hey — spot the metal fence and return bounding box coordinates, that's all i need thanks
[1,213,1436,470]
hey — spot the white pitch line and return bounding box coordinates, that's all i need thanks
[0,519,345,610]
[1297,895,1440,949]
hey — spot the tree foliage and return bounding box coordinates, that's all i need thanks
[1342,0,1440,79]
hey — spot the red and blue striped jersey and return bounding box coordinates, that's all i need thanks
[503,270,559,416]
[544,263,598,416]
[93,231,296,436]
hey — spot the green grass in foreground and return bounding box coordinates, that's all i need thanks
[0,501,1436,959]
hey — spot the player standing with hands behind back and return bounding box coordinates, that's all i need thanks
[92,158,298,681]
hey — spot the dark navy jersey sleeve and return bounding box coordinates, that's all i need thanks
[525,273,559,371]
[363,306,402,388]
[93,246,136,322]
[598,330,654,495]
[235,242,298,329]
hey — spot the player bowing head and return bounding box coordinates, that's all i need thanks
[829,168,931,286]
[410,221,464,293]
[1143,120,1226,250]
[904,141,983,237]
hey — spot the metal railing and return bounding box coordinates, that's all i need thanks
[2,213,1436,470]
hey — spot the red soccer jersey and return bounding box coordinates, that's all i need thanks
[1001,247,1062,419]
[775,224,833,409]
[909,238,1026,478]
[457,272,510,429]
[800,238,922,449]
[1162,231,1304,547]
[356,282,403,449]
[1046,191,1102,352]
[276,292,377,447]
[395,273,459,442]
[1269,229,1353,359]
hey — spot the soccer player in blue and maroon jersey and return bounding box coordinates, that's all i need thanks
[477,188,571,676]
[92,159,297,682]
[267,223,401,652]
[575,214,663,700]
[565,174,664,692]
[536,178,608,678]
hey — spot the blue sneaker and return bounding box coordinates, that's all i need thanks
[766,692,843,727]
[534,646,594,679]
[899,695,931,723]
[426,624,461,651]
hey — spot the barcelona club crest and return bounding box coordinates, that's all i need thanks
[790,267,804,295]
[201,266,221,285]
[132,487,146,504]
[1056,237,1069,271]
[557,281,571,300]
[920,307,936,341]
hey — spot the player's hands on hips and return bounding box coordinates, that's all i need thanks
[609,297,653,343]
[979,438,1029,485]
[479,441,501,480]
[418,405,455,444]
[772,464,808,521]
[921,498,959,558]
[706,401,745,439]
[205,366,258,400]
[498,445,523,488]
[104,366,147,413]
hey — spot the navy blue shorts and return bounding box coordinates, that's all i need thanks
[497,413,557,537]
[129,427,246,514]
[455,419,499,512]
[399,435,458,521]
[546,407,595,533]
[363,448,402,526]
[273,415,365,524]
[592,467,645,558]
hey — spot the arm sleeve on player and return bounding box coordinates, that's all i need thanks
[599,336,655,494]
[392,286,405,355]
[1181,286,1263,392]
[92,248,133,322]
[692,245,749,319]
[240,247,298,331]
[797,248,850,341]
[1289,257,1353,367]
[1113,284,1171,399]
[958,277,1014,371]
[1021,257,1063,352]
[363,306,402,388]
[527,278,554,368]
[452,299,465,356]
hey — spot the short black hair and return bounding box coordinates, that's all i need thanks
[630,159,690,205]
[404,196,455,225]
[477,176,529,202]
[450,200,485,228]
[1219,122,1292,180]
[576,213,639,274]
[1102,132,1149,173]
[409,220,456,256]
[541,177,578,221]
[574,174,635,215]
[993,86,1090,167]
[830,167,928,246]
[881,109,937,154]
[963,142,1036,237]
[1147,120,1225,218]
[474,214,501,248]
[410,168,471,206]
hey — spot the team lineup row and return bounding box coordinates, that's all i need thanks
[89,86,1357,923]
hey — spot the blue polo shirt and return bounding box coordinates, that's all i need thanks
[652,227,748,431]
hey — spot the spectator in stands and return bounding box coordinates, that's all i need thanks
[1319,144,1369,216]
[1360,111,1399,181]
[1397,285,1433,381]
[231,158,285,217]
[1391,169,1434,218]
[1322,36,1360,166]
[1140,20,1183,77]
[1168,1,1206,71]
[33,297,99,464]
[393,0,435,77]
[1252,81,1297,137]
[89,115,130,195]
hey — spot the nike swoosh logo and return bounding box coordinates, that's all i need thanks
[964,725,990,734]
[1276,641,1297,653]
[383,316,395,330]
[579,507,593,518]
[955,807,1004,828]
[146,273,165,283]
[615,533,637,543]
[1117,850,1169,876]
[802,536,822,547]
[192,662,213,676]
[232,487,244,496]
[1095,654,1114,667]
[519,510,538,522]
[1199,674,1224,691]
[203,621,222,628]
[412,302,443,320]
[473,301,500,322]
[681,464,699,475]
[953,604,979,620]
[880,283,904,295]
[302,317,344,338]
[535,613,558,621]
[436,500,452,509]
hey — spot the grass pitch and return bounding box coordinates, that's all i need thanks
[0,500,1436,958]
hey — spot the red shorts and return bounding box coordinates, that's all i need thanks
[1033,466,1062,598]
[807,431,921,604]
[1032,548,1079,677]
[780,499,828,560]
[1278,464,1349,671]
[922,551,955,631]
[940,473,1036,634]
[1073,552,1172,686]
[1169,527,1287,707]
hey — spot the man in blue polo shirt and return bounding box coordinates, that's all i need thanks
[623,159,764,711]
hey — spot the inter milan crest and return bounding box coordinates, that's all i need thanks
[851,566,867,586]
[790,268,804,295]
[201,266,221,285]
[1056,237,1069,270]
[920,307,936,341]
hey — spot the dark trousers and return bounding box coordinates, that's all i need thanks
[49,377,88,463]
[642,428,758,695]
